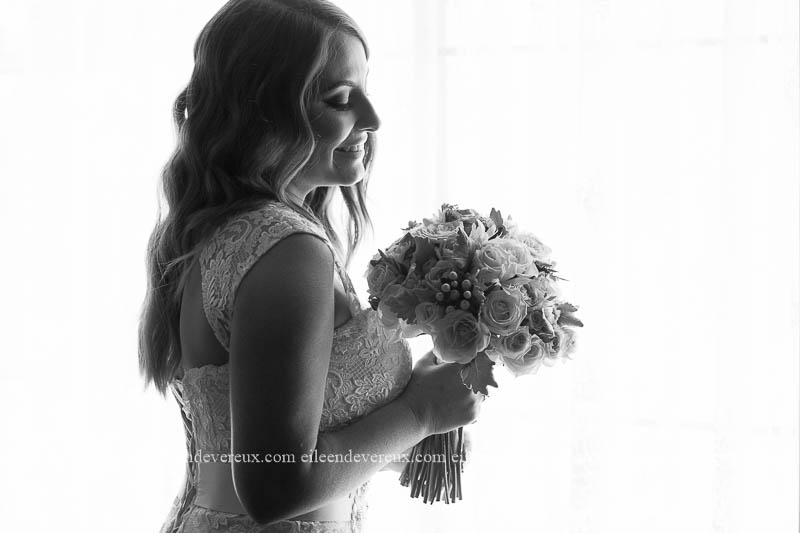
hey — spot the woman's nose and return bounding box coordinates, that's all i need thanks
[357,97,381,132]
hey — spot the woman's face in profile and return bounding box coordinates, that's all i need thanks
[295,32,380,195]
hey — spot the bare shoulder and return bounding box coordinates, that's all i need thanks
[232,231,335,334]
[234,232,335,310]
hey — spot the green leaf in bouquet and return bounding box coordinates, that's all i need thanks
[459,352,499,396]
[384,286,421,322]
[377,249,409,276]
[559,302,579,313]
[489,208,505,238]
[412,236,438,267]
[411,286,437,302]
[504,276,537,290]
[557,302,584,328]
[401,268,421,288]
[534,261,558,275]
[506,280,535,307]
[452,226,472,256]
[391,232,417,262]
[558,313,584,328]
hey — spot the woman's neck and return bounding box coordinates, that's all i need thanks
[285,178,315,204]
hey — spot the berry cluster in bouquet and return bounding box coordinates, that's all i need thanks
[366,204,583,503]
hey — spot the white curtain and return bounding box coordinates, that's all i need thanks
[343,1,799,532]
[0,1,796,532]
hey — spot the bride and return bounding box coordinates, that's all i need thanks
[138,1,483,531]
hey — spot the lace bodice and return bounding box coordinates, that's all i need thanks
[159,201,413,533]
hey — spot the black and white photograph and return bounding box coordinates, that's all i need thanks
[1,1,797,532]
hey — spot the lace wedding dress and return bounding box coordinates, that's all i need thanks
[159,201,413,533]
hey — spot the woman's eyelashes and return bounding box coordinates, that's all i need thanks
[326,99,353,111]
[324,90,371,112]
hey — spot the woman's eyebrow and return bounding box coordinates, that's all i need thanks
[321,67,369,93]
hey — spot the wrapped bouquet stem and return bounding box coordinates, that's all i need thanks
[366,204,583,504]
[398,356,469,504]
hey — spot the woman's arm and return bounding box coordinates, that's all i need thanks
[377,424,475,474]
[228,233,431,524]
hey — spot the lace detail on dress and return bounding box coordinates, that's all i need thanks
[167,308,412,446]
[199,202,331,352]
[350,481,369,531]
[176,364,232,453]
[171,501,370,533]
[320,310,412,431]
[160,201,412,533]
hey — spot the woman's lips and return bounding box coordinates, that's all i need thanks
[334,144,365,158]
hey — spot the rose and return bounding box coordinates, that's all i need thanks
[527,307,556,342]
[517,231,552,261]
[398,266,438,305]
[561,327,578,357]
[415,302,443,333]
[442,205,480,224]
[431,310,491,364]
[453,211,487,231]
[480,287,527,336]
[400,301,445,338]
[366,261,404,297]
[437,228,477,269]
[495,238,538,278]
[473,242,514,285]
[546,306,562,331]
[413,221,463,241]
[485,328,533,362]
[454,207,480,220]
[438,221,490,264]
[423,259,462,292]
[548,325,578,358]
[503,336,549,377]
[525,276,562,309]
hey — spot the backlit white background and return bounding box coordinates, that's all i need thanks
[0,1,797,532]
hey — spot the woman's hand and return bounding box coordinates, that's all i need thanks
[398,351,486,437]
[379,425,475,473]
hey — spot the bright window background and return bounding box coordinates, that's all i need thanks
[0,1,797,532]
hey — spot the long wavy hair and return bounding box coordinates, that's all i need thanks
[139,0,375,396]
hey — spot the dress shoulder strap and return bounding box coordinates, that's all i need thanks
[198,201,331,352]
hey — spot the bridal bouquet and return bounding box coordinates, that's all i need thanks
[366,204,582,504]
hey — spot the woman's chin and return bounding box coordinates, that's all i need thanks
[330,169,365,187]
